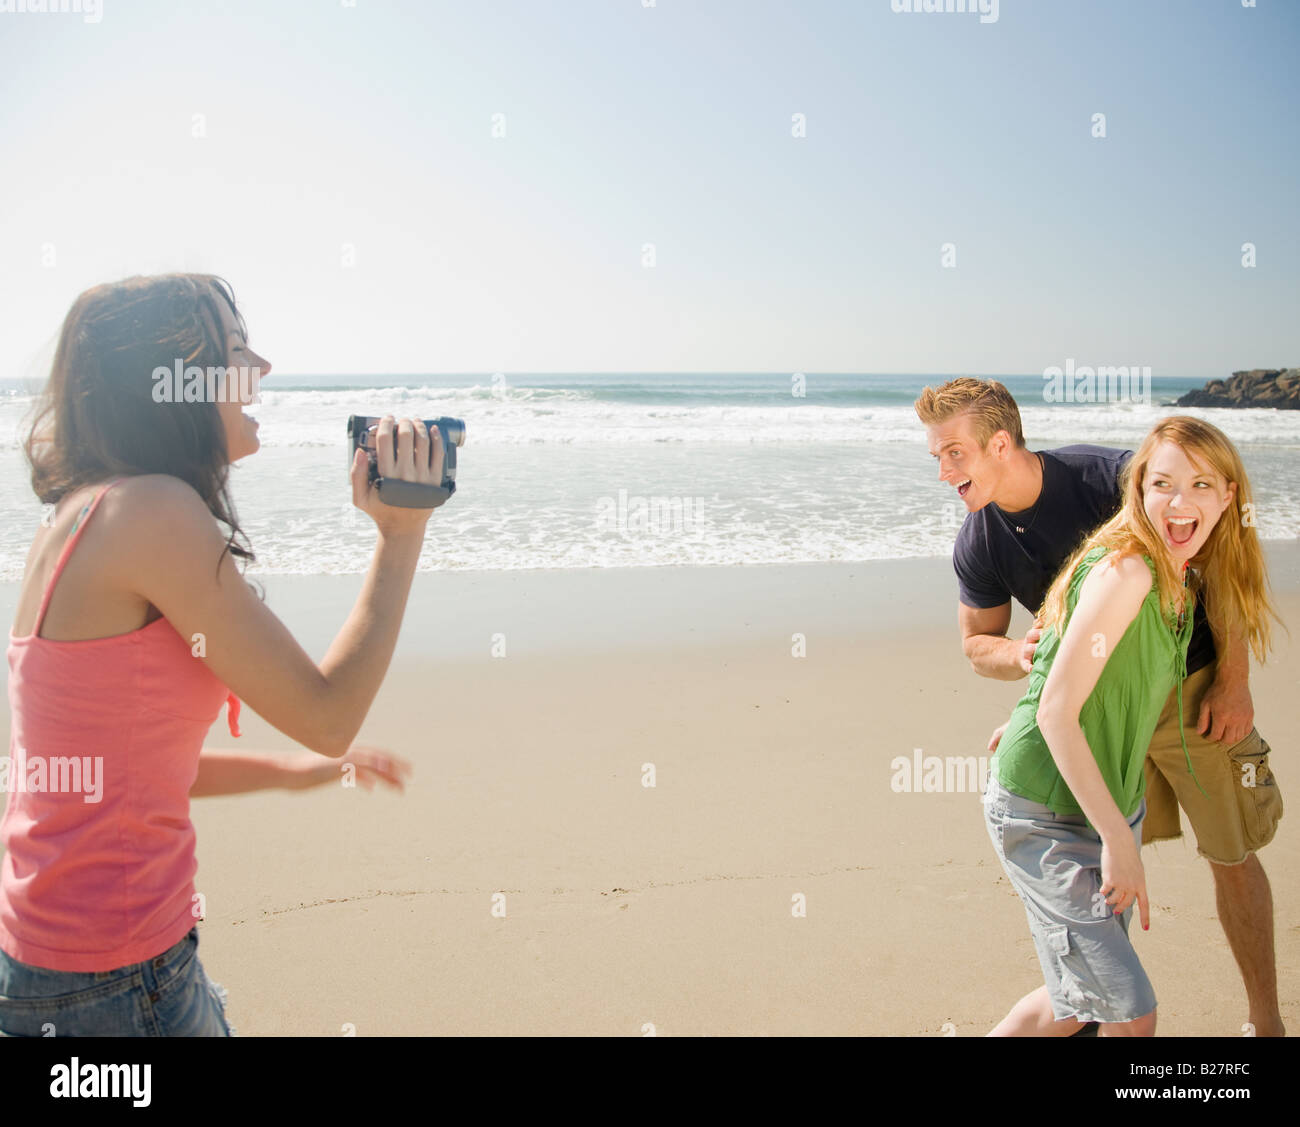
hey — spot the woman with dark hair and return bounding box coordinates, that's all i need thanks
[0,274,438,1036]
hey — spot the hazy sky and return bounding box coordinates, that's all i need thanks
[1,0,1296,379]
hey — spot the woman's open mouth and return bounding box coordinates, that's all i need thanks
[1166,515,1197,545]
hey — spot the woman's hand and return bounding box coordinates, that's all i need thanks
[341,744,412,792]
[351,415,445,537]
[1099,831,1149,931]
[987,720,1009,752]
[304,743,413,792]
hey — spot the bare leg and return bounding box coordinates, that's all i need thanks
[1099,1009,1157,1037]
[990,987,1156,1036]
[988,986,1088,1037]
[1210,854,1285,1037]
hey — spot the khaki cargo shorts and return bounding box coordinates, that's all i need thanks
[1141,663,1283,865]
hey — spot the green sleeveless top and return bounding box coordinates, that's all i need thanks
[992,547,1197,820]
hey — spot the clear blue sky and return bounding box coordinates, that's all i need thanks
[1,0,1296,378]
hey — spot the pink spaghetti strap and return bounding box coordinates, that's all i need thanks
[31,477,129,638]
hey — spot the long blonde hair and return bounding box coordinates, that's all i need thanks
[1039,417,1281,663]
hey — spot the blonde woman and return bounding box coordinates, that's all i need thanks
[984,417,1281,1036]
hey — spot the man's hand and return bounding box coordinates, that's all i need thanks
[987,721,1009,752]
[1017,616,1045,674]
[960,602,1037,682]
[1197,674,1254,746]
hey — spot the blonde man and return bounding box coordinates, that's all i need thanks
[916,378,1283,1037]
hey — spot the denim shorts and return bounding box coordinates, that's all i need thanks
[985,777,1156,1024]
[0,926,234,1037]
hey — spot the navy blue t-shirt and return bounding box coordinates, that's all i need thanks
[952,444,1215,676]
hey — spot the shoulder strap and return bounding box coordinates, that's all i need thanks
[32,477,128,637]
[1066,545,1106,595]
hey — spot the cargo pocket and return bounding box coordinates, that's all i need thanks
[1228,734,1283,852]
[1044,924,1068,955]
[1043,924,1091,1015]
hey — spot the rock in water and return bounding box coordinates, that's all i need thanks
[1176,369,1300,409]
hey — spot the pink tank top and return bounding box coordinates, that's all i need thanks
[1,478,241,972]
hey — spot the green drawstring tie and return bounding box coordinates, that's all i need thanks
[1176,564,1209,800]
[1174,648,1209,800]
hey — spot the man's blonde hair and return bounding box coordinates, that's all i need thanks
[913,377,1024,449]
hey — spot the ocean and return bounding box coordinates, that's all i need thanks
[2,373,1297,578]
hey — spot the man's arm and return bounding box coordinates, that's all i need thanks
[959,601,1042,681]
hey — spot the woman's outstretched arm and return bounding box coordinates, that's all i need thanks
[190,745,411,797]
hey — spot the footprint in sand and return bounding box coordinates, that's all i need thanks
[600,887,633,910]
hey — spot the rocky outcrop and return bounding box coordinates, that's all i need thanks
[1176,369,1300,409]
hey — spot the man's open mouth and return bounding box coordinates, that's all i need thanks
[1166,515,1197,545]
[957,479,972,498]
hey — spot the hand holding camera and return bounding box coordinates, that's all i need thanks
[348,414,465,535]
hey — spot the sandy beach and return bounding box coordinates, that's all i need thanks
[3,0,1299,1063]
[9,545,1275,1036]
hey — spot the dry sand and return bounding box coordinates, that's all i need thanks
[157,547,1300,1036]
